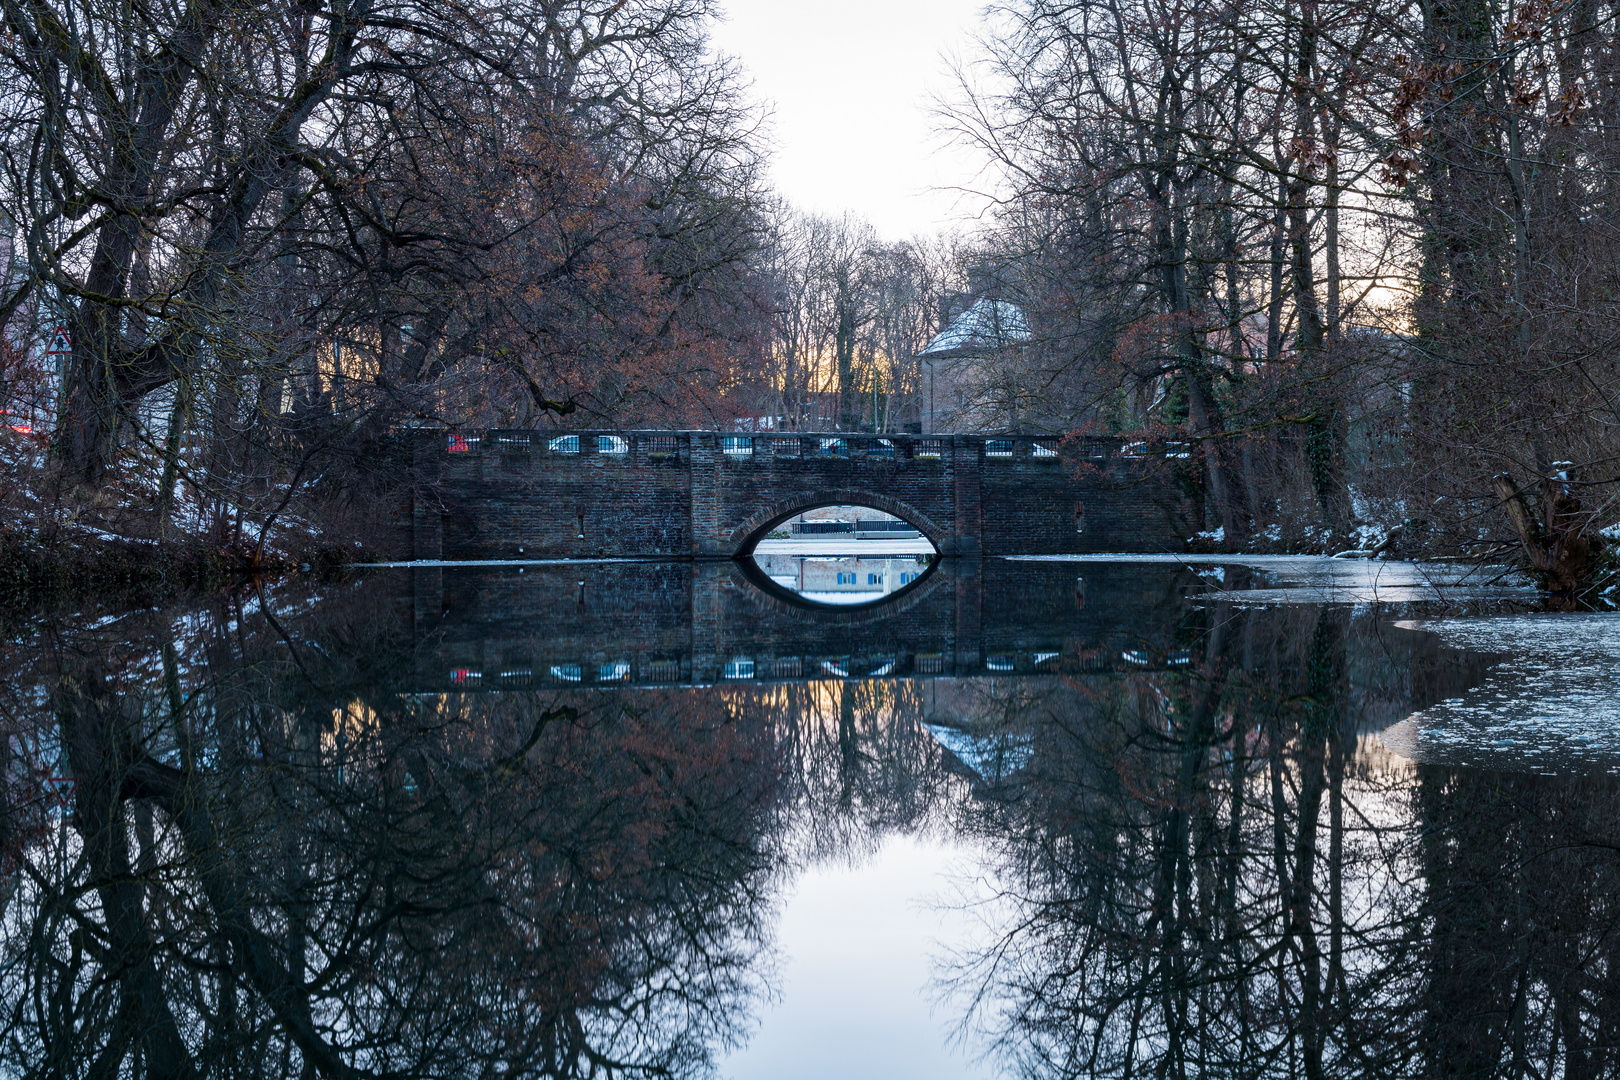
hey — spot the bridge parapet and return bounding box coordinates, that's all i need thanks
[405,429,1196,560]
[445,429,1122,465]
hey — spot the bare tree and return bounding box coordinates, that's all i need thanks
[758,209,959,432]
[0,0,768,531]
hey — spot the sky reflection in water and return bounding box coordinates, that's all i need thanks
[4,556,1619,1079]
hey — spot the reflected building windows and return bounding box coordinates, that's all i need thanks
[745,504,936,607]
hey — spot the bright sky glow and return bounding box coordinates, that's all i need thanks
[709,0,991,241]
[719,833,997,1080]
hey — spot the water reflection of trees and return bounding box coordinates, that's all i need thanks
[733,680,964,865]
[1,589,786,1079]
[0,582,976,1078]
[15,580,1613,1079]
[943,603,1620,1079]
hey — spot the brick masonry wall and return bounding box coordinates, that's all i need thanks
[404,430,1198,560]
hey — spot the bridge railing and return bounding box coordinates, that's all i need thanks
[437,642,1193,690]
[446,429,1127,464]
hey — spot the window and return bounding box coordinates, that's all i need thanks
[915,438,943,458]
[986,655,1015,672]
[599,661,630,681]
[772,437,800,457]
[447,433,477,452]
[915,653,945,674]
[1032,440,1058,458]
[867,438,896,457]
[598,435,628,455]
[646,435,679,457]
[547,435,579,453]
[867,573,882,585]
[722,436,754,457]
[899,572,918,585]
[986,439,1014,458]
[724,658,755,680]
[496,432,531,450]
[449,668,480,684]
[818,437,849,456]
[798,520,853,535]
[836,572,854,585]
[549,664,582,682]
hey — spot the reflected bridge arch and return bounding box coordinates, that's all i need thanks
[729,489,947,557]
[729,553,947,617]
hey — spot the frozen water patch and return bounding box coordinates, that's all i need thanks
[361,556,673,568]
[1006,554,1536,604]
[1380,612,1620,772]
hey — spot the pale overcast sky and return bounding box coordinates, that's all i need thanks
[709,0,991,241]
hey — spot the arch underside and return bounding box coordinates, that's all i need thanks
[728,488,947,556]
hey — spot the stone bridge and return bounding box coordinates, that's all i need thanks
[400,430,1197,561]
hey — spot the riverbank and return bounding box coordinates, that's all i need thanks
[0,524,374,631]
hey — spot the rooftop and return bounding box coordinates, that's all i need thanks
[918,298,1031,358]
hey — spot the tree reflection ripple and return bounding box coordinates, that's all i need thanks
[1,562,1614,1079]
[937,604,1620,1079]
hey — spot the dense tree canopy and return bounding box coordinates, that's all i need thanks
[2,0,1619,585]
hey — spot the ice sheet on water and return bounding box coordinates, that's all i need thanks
[1006,554,1537,604]
[1379,612,1620,772]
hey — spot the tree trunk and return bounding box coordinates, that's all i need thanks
[836,304,858,431]
[1493,471,1606,597]
[155,386,191,539]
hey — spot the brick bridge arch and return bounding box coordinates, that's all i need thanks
[728,488,946,555]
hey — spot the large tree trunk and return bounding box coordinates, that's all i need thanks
[1287,0,1350,539]
[835,304,858,431]
[1492,471,1606,597]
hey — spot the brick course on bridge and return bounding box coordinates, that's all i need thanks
[401,430,1197,561]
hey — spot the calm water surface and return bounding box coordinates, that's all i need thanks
[3,555,1618,1078]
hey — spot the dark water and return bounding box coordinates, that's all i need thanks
[4,556,1619,1078]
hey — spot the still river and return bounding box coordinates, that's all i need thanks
[2,552,1618,1078]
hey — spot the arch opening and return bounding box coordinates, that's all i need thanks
[731,491,945,557]
[739,503,939,610]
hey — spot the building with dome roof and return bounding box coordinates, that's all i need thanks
[916,297,1031,433]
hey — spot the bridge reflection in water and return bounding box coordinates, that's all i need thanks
[412,558,1140,691]
[406,558,1480,708]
